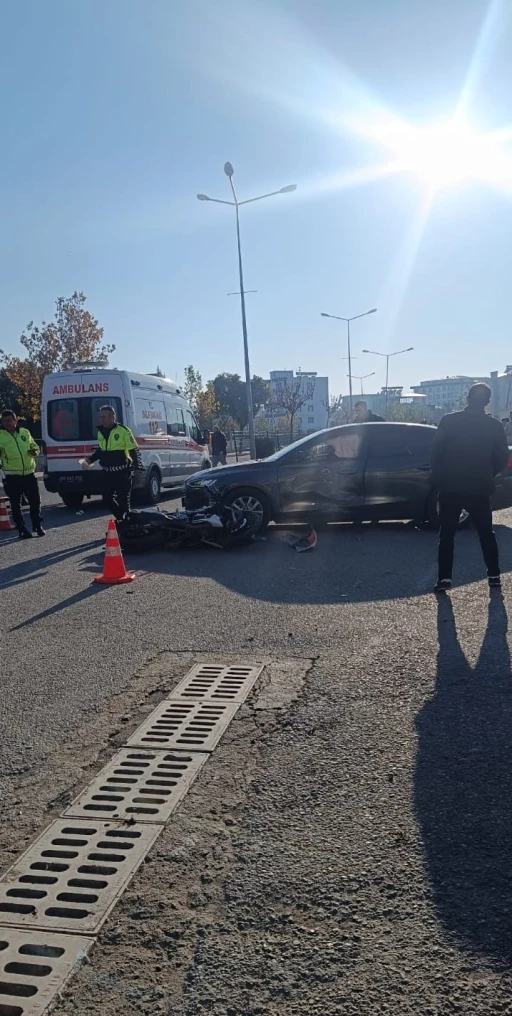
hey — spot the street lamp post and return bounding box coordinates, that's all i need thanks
[321,309,377,414]
[361,347,414,415]
[198,165,296,460]
[348,372,376,398]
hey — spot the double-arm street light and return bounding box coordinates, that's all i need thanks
[321,308,377,413]
[361,346,414,414]
[198,163,296,459]
[348,372,376,398]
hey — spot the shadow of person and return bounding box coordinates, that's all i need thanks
[415,592,512,965]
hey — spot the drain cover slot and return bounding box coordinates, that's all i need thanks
[0,821,160,934]
[169,662,264,702]
[0,929,93,1015]
[126,700,240,752]
[63,749,207,823]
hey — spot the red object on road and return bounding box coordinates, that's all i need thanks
[0,497,15,531]
[94,519,135,585]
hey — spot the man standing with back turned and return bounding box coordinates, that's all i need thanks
[85,405,142,521]
[431,383,508,592]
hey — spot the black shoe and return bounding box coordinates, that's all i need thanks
[34,525,46,537]
[488,575,501,589]
[18,528,33,540]
[434,578,452,593]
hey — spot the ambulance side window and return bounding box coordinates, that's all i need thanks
[166,405,186,437]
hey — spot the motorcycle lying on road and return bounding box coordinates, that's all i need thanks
[116,497,255,553]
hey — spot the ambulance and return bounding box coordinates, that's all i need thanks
[41,366,211,508]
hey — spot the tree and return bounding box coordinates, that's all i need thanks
[183,365,203,410]
[386,401,428,423]
[0,369,23,417]
[211,373,269,431]
[271,376,315,443]
[0,292,113,420]
[323,394,344,426]
[195,383,218,430]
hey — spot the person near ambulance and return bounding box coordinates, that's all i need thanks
[84,405,142,521]
[0,410,45,539]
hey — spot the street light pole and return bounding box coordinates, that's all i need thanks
[361,347,414,416]
[348,372,376,398]
[321,309,377,415]
[198,165,296,460]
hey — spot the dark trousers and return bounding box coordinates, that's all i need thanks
[102,470,132,521]
[3,473,42,532]
[438,491,499,580]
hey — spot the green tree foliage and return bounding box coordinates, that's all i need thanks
[210,373,269,431]
[1,292,113,420]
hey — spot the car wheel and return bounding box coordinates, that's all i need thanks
[223,487,271,536]
[61,493,84,509]
[426,493,470,529]
[142,468,161,505]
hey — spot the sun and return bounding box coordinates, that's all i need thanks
[365,116,512,192]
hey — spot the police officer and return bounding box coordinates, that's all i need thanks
[85,405,142,521]
[0,409,45,539]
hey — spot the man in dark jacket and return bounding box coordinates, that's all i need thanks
[431,383,508,592]
[211,425,227,467]
[354,400,384,423]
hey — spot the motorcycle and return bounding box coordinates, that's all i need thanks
[116,497,253,553]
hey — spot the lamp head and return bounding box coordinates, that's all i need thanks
[224,162,234,178]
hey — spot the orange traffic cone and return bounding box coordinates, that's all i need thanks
[0,497,15,532]
[94,519,135,585]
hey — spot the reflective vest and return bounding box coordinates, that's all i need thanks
[95,424,138,471]
[0,427,39,475]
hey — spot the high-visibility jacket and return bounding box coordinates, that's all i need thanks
[0,426,39,475]
[89,424,139,472]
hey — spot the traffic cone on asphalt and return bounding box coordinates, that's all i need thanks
[0,497,15,532]
[94,519,135,585]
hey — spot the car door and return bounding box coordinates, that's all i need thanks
[276,426,365,518]
[185,409,206,475]
[364,424,435,519]
[164,403,190,482]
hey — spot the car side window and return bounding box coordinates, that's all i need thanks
[368,427,413,458]
[297,430,362,464]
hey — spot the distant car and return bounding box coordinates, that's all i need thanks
[183,422,512,535]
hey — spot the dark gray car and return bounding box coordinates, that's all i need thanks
[183,423,512,535]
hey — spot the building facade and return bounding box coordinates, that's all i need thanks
[411,376,490,410]
[490,367,512,419]
[266,370,329,435]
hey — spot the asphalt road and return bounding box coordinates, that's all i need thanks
[1,485,512,1014]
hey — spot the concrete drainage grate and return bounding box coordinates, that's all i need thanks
[169,662,264,702]
[0,929,93,1016]
[0,820,160,935]
[63,749,208,823]
[126,700,240,752]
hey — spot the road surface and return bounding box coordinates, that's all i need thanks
[1,486,512,1014]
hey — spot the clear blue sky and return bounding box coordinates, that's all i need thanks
[1,0,511,397]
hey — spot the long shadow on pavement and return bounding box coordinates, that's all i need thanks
[415,592,512,965]
[0,541,101,590]
[9,583,109,630]
[119,521,512,604]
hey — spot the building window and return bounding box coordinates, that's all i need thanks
[308,405,314,412]
[308,417,314,424]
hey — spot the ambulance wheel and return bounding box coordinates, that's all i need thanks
[61,493,84,509]
[143,468,161,505]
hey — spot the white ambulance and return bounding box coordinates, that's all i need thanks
[41,366,211,508]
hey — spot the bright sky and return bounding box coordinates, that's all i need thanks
[1,0,512,398]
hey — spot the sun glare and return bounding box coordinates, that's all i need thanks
[365,117,512,192]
